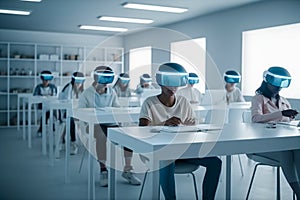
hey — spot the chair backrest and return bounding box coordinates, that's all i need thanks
[242,110,252,123]
[174,161,200,174]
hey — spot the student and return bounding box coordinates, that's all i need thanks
[224,70,245,103]
[78,66,141,187]
[33,70,58,136]
[113,73,131,97]
[139,62,222,200]
[58,71,85,155]
[135,73,156,94]
[177,72,203,104]
[251,66,300,198]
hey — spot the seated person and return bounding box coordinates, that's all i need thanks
[177,72,203,104]
[58,72,85,155]
[224,70,245,104]
[251,66,300,198]
[113,73,131,97]
[139,62,222,200]
[135,73,156,94]
[33,70,58,136]
[78,66,141,187]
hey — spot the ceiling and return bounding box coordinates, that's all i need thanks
[0,0,261,36]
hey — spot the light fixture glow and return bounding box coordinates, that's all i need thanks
[98,16,153,24]
[21,0,42,2]
[0,9,31,15]
[122,2,188,13]
[79,25,128,32]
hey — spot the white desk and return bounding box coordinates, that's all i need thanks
[72,107,141,199]
[17,93,35,131]
[108,123,300,200]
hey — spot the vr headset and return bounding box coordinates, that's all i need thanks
[188,76,199,85]
[40,74,53,81]
[119,76,130,84]
[72,75,86,84]
[263,70,291,88]
[156,71,188,87]
[94,70,115,84]
[224,73,241,83]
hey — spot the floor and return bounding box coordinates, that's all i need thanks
[0,127,295,200]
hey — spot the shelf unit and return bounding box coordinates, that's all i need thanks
[0,42,124,127]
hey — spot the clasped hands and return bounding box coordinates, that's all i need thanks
[164,116,195,126]
[282,109,298,119]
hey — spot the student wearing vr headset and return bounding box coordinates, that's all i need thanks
[251,66,300,198]
[78,66,141,187]
[113,73,132,97]
[224,70,245,104]
[139,63,222,200]
[177,72,203,105]
[58,72,86,155]
[135,73,156,94]
[33,70,58,136]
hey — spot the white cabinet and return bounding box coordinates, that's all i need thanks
[0,42,124,127]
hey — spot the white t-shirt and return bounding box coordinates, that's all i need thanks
[177,86,203,104]
[139,95,195,126]
[226,87,245,103]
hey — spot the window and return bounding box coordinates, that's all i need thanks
[129,46,152,88]
[242,23,300,99]
[170,38,206,93]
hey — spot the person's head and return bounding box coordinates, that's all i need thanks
[156,62,188,97]
[257,66,291,98]
[140,74,152,88]
[224,70,241,92]
[117,73,130,88]
[71,71,85,90]
[40,70,53,87]
[93,66,115,93]
[188,72,199,87]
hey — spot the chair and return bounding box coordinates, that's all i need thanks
[242,111,296,200]
[138,161,200,200]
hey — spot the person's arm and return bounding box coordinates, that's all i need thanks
[236,88,245,102]
[33,85,40,96]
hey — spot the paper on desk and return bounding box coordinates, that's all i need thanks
[276,120,300,127]
[159,124,222,133]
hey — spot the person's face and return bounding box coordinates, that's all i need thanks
[42,80,49,87]
[225,83,235,92]
[142,82,149,88]
[95,83,107,94]
[162,86,178,97]
[267,83,282,95]
[74,83,82,89]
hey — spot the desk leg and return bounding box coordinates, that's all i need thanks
[42,107,47,155]
[88,124,95,200]
[28,102,32,148]
[23,100,26,140]
[148,158,160,199]
[17,97,20,130]
[226,155,232,200]
[49,108,54,166]
[65,115,70,183]
[108,141,117,200]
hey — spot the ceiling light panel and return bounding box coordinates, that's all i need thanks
[122,2,188,13]
[0,9,31,15]
[21,0,42,2]
[79,25,128,32]
[98,16,153,24]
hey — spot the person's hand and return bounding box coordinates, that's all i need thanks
[282,109,298,119]
[183,118,196,125]
[164,116,182,126]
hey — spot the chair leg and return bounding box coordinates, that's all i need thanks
[246,163,260,200]
[276,167,280,200]
[138,170,149,200]
[191,172,199,200]
[238,155,244,176]
[78,148,86,173]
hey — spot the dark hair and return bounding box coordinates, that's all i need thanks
[255,81,279,100]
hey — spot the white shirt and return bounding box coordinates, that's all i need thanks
[226,87,245,103]
[139,95,195,126]
[177,86,203,104]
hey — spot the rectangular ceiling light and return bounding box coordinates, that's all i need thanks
[122,2,188,13]
[98,16,153,24]
[79,25,128,32]
[21,0,42,2]
[0,9,31,15]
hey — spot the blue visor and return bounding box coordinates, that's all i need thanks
[95,71,115,84]
[156,71,188,87]
[224,74,241,83]
[119,77,130,84]
[188,77,199,84]
[73,76,86,84]
[264,71,291,88]
[141,76,152,83]
[41,74,53,81]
